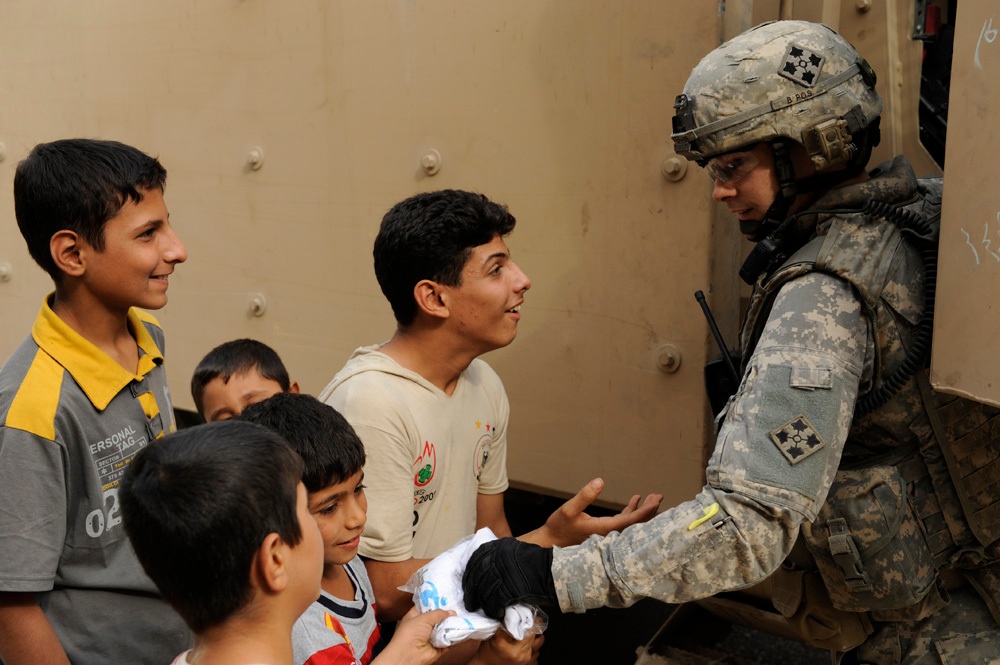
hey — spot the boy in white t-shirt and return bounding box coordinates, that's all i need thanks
[319,190,663,662]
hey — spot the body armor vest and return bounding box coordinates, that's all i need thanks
[739,176,1000,624]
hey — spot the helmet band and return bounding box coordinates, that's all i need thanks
[673,61,865,158]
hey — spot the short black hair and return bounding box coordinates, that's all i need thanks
[14,138,167,280]
[120,421,304,634]
[240,393,366,493]
[190,339,291,417]
[374,189,516,325]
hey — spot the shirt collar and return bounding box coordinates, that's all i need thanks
[32,295,164,411]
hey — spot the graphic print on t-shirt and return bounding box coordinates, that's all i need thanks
[412,440,437,536]
[473,419,494,481]
[85,422,150,539]
[413,439,436,488]
[89,423,148,491]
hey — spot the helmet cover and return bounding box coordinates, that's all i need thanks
[672,20,882,171]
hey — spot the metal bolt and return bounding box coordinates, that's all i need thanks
[856,0,872,12]
[656,343,682,373]
[421,149,442,176]
[661,156,688,182]
[246,147,264,171]
[249,293,267,317]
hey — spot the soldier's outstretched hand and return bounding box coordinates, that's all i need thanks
[521,477,663,548]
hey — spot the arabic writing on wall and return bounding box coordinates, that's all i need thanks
[960,217,1000,265]
[976,16,997,69]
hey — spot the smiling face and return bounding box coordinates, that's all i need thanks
[309,469,368,571]
[442,234,531,355]
[78,187,187,313]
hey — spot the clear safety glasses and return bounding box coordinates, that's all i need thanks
[704,149,760,184]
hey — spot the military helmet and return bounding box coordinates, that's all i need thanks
[672,20,882,172]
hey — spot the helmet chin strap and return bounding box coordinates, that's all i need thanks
[738,139,869,284]
[740,140,797,242]
[740,139,865,241]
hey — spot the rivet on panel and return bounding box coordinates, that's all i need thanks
[656,343,682,373]
[421,149,442,176]
[246,147,265,171]
[248,293,267,317]
[0,262,11,282]
[661,156,688,182]
[855,0,872,12]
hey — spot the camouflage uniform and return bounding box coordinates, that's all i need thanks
[552,156,1000,665]
[552,21,1000,665]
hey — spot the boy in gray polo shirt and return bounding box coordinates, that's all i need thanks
[0,139,190,663]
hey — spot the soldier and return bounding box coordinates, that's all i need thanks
[461,20,1000,664]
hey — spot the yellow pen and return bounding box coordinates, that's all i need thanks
[687,502,720,530]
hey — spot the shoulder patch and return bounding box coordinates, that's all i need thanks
[779,44,824,87]
[769,414,826,464]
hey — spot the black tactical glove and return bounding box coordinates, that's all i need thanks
[462,537,557,620]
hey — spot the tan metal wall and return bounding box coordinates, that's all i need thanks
[933,0,1000,406]
[0,2,728,507]
[0,0,961,507]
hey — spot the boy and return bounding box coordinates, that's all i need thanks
[0,138,190,663]
[319,189,662,623]
[242,392,537,665]
[120,419,454,665]
[240,392,378,664]
[191,338,300,422]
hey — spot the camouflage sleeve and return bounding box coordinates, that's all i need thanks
[552,272,869,613]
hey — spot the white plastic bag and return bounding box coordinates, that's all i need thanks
[400,528,547,648]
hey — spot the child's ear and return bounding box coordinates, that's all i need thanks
[288,381,301,395]
[50,230,86,277]
[254,532,289,593]
[413,279,449,320]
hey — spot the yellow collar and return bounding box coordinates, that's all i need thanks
[31,295,164,411]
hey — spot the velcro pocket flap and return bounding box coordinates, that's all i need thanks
[790,367,832,391]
